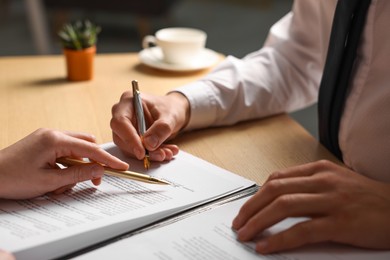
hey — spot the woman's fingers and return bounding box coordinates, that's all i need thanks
[47,163,105,190]
[53,133,128,170]
[62,130,97,143]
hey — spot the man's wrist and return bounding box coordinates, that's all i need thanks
[167,91,190,132]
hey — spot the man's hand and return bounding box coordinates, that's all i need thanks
[232,160,390,254]
[110,91,190,161]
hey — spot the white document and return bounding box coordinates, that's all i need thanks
[0,142,255,260]
[76,196,390,260]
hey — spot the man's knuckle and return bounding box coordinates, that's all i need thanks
[111,103,119,115]
[157,120,174,134]
[119,91,132,101]
[269,171,281,180]
[316,159,333,169]
[110,115,129,129]
[109,116,119,130]
[263,179,282,196]
[275,194,294,209]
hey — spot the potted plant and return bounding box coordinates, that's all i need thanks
[58,20,101,81]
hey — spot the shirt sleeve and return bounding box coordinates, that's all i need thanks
[175,0,328,131]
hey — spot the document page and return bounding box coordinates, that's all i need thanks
[0,143,255,260]
[76,196,390,260]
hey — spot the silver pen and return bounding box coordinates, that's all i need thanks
[132,80,151,170]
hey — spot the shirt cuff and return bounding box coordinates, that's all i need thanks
[171,81,217,131]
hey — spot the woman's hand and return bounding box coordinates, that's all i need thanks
[232,160,390,254]
[110,91,189,161]
[0,250,14,260]
[0,128,128,199]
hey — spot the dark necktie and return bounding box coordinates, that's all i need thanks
[318,0,371,160]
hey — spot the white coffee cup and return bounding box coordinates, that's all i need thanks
[142,27,207,65]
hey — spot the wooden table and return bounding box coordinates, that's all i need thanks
[0,53,336,185]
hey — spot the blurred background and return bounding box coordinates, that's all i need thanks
[0,0,318,138]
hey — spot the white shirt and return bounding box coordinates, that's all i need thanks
[176,0,390,182]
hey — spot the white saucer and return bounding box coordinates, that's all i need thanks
[139,47,220,72]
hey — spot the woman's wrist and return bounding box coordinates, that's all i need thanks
[0,148,9,199]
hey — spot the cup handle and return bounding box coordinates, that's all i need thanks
[142,35,157,49]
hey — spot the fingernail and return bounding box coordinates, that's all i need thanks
[91,165,103,178]
[256,240,269,253]
[133,147,144,160]
[151,152,164,161]
[237,227,249,241]
[145,135,159,149]
[232,216,241,229]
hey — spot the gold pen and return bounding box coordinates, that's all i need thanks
[132,80,151,170]
[56,157,170,185]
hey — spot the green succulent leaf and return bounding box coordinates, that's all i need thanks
[58,20,101,50]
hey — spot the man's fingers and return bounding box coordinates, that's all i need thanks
[255,218,333,254]
[113,132,145,160]
[114,133,179,162]
[110,116,144,157]
[265,160,337,183]
[236,193,334,242]
[143,120,175,151]
[162,144,180,155]
[148,145,178,162]
[110,93,144,157]
[233,176,327,230]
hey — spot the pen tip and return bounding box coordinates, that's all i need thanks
[143,156,150,170]
[156,178,171,185]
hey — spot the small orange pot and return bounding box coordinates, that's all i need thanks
[63,46,96,81]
